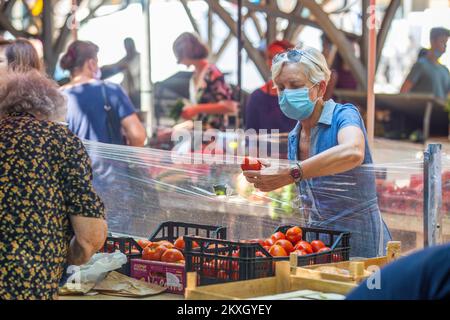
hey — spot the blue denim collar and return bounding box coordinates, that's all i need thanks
[318,99,337,126]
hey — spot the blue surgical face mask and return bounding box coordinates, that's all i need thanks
[434,49,444,59]
[278,84,319,121]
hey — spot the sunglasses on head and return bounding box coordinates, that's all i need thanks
[272,49,323,71]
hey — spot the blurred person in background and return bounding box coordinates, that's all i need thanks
[5,38,42,72]
[172,32,238,130]
[0,39,12,71]
[400,27,450,100]
[321,34,358,101]
[243,46,391,258]
[101,37,141,111]
[245,40,297,134]
[0,70,107,300]
[60,40,146,147]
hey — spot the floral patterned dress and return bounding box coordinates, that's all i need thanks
[0,112,105,300]
[191,64,234,130]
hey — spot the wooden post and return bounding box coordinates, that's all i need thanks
[386,241,401,262]
[275,261,291,294]
[366,0,377,147]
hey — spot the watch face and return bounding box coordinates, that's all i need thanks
[291,168,301,179]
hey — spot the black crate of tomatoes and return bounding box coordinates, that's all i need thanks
[100,235,142,276]
[272,225,350,265]
[184,236,274,285]
[129,221,227,294]
[183,225,350,285]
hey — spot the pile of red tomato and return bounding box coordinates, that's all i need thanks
[246,226,331,257]
[136,237,197,264]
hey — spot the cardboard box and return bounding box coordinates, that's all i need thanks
[130,259,186,295]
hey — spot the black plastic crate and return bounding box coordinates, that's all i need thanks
[148,221,227,243]
[184,236,273,285]
[101,235,142,276]
[274,225,351,266]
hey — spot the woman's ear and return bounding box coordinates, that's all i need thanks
[318,80,327,99]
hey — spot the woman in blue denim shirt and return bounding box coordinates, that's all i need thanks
[244,46,391,258]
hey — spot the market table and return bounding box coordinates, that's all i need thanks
[333,90,448,141]
[59,292,184,300]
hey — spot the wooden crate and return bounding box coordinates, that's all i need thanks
[291,241,402,284]
[185,261,357,300]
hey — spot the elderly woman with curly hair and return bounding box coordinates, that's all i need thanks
[0,70,107,300]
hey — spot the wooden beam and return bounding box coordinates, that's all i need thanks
[283,1,303,41]
[376,0,400,69]
[212,31,233,63]
[42,0,54,75]
[208,0,270,80]
[181,0,200,35]
[361,0,370,67]
[248,10,264,39]
[301,0,367,90]
[228,0,361,42]
[265,0,278,45]
[0,12,32,38]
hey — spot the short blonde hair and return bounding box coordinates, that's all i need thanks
[271,45,331,87]
[0,70,67,121]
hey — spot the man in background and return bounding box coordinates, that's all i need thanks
[400,27,450,100]
[102,37,141,110]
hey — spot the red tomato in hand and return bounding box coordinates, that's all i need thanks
[294,241,313,254]
[311,240,326,253]
[269,245,288,257]
[241,157,262,171]
[161,248,185,263]
[270,231,286,243]
[285,226,303,244]
[274,239,294,253]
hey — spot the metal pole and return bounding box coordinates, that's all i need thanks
[237,0,243,129]
[423,144,442,247]
[142,0,154,135]
[71,0,78,40]
[366,0,376,148]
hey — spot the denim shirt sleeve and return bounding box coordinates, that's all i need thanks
[335,104,365,133]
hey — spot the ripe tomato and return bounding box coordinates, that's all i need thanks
[262,245,271,253]
[137,239,152,249]
[161,248,185,263]
[174,237,185,250]
[202,262,216,277]
[270,231,286,243]
[285,226,302,244]
[264,238,275,247]
[142,245,168,261]
[311,240,326,253]
[268,244,288,257]
[156,240,174,249]
[294,241,313,254]
[217,270,228,280]
[293,249,308,256]
[241,157,262,171]
[248,239,265,247]
[332,253,342,262]
[274,239,294,253]
[317,247,331,253]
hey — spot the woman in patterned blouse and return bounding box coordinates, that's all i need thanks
[173,32,238,130]
[0,70,108,300]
